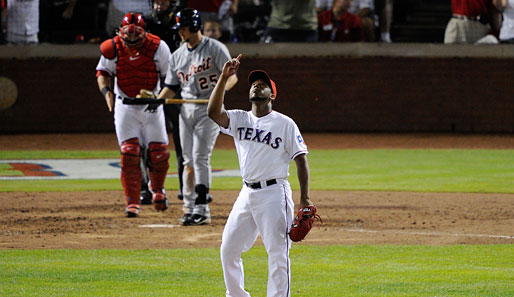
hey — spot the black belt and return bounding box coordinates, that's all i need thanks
[244,179,277,189]
[452,14,481,21]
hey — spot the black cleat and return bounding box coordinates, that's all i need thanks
[191,204,211,225]
[179,213,194,226]
[140,190,153,205]
[192,214,211,225]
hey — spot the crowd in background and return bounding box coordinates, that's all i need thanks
[0,0,512,45]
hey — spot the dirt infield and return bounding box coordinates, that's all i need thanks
[1,133,513,249]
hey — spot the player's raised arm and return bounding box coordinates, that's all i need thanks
[208,54,242,129]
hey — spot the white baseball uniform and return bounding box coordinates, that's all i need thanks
[219,109,308,297]
[96,40,171,147]
[164,36,232,212]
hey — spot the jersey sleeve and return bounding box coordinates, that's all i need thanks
[286,120,308,160]
[96,55,116,76]
[220,109,245,137]
[164,53,179,86]
[156,41,171,78]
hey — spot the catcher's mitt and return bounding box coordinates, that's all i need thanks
[136,89,159,112]
[289,205,322,242]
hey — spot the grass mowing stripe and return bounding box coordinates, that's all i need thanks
[1,245,513,296]
[1,149,513,193]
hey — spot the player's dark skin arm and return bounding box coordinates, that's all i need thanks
[294,153,313,208]
[208,54,242,129]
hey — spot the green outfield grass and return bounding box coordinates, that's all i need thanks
[1,245,513,297]
[1,149,513,193]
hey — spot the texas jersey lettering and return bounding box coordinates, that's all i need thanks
[237,127,283,149]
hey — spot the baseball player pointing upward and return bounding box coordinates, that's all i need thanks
[208,55,314,297]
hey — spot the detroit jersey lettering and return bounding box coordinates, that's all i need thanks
[220,109,308,182]
[165,36,231,100]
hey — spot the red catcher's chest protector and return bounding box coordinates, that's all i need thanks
[105,34,161,98]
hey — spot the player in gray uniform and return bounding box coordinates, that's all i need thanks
[158,8,238,225]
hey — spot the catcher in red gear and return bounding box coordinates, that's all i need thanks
[96,12,172,217]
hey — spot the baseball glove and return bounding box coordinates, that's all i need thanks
[137,89,159,112]
[289,205,322,242]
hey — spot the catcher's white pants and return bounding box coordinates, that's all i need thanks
[114,98,168,147]
[221,179,294,297]
[179,104,219,211]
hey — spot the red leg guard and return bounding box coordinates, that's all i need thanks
[148,142,170,193]
[121,138,141,205]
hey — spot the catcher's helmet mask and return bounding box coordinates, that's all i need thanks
[119,12,146,48]
[248,70,278,101]
[172,8,202,33]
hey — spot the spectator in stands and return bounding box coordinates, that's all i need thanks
[187,0,239,42]
[444,0,501,44]
[204,20,223,39]
[67,0,109,43]
[232,0,270,43]
[5,0,39,44]
[348,0,375,41]
[375,0,392,42]
[494,0,514,43]
[105,0,152,37]
[318,0,364,42]
[262,0,318,42]
[40,0,104,44]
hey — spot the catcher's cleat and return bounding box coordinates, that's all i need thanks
[152,192,168,211]
[140,189,153,205]
[125,204,141,217]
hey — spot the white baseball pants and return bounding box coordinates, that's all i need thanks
[179,104,219,210]
[221,179,294,297]
[114,98,168,147]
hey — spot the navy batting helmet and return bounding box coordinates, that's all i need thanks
[172,8,202,33]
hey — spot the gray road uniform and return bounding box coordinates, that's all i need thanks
[164,36,232,216]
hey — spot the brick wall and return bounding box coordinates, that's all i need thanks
[1,53,513,133]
